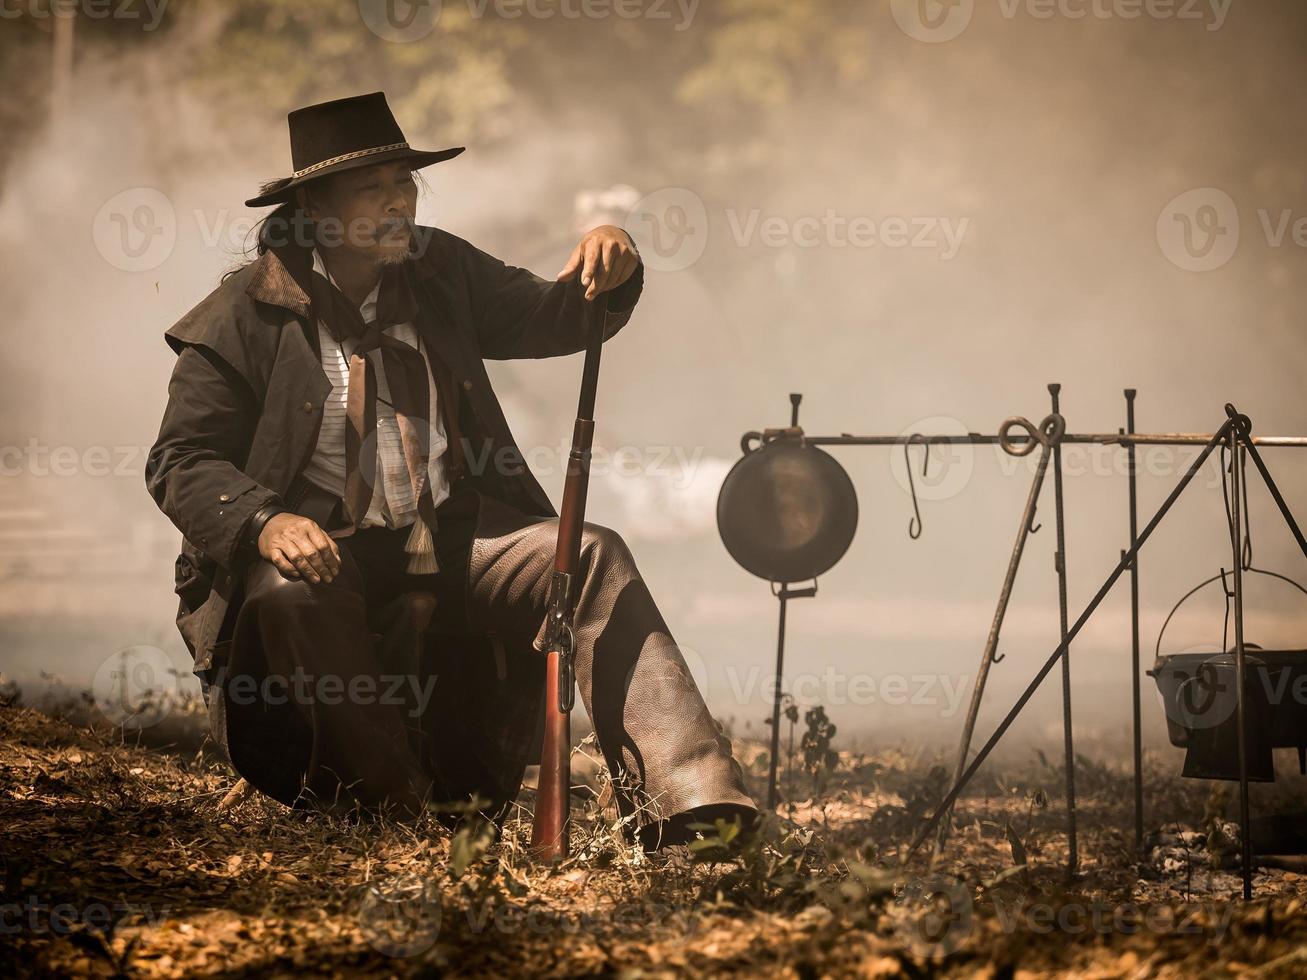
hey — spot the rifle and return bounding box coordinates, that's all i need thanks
[530,289,610,861]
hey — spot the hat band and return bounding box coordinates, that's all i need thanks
[292,141,411,179]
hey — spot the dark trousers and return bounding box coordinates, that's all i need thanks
[222,478,757,840]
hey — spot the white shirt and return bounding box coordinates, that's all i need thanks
[300,249,452,529]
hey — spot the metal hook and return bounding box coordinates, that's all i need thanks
[905,434,929,540]
[991,647,1006,664]
[998,414,1064,535]
[1220,443,1255,572]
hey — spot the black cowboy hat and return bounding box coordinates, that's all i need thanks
[245,91,464,208]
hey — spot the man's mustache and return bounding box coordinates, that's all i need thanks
[373,216,435,263]
[378,216,415,238]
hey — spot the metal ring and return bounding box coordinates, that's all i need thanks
[1041,412,1067,445]
[998,413,1066,457]
[998,416,1041,457]
[1224,404,1252,438]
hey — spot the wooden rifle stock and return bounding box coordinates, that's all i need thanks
[530,290,609,861]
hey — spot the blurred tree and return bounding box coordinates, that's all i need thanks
[676,0,870,113]
[186,0,526,146]
[0,0,877,182]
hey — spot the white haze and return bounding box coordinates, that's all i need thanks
[1,4,1305,766]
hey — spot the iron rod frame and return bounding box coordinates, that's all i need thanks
[796,434,1307,448]
[906,418,1234,861]
[936,413,1062,856]
[743,392,1307,899]
[1049,384,1078,879]
[1125,390,1144,853]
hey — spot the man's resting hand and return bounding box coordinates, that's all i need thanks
[557,224,640,301]
[258,513,342,584]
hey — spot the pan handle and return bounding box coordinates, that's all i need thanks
[741,426,806,454]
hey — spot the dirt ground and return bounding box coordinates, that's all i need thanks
[5,695,1307,979]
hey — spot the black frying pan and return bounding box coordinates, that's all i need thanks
[717,427,858,583]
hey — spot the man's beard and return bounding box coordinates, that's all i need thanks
[375,216,416,265]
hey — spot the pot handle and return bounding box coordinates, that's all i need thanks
[1154,566,1307,661]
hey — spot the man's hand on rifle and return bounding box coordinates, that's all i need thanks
[259,513,342,584]
[557,225,639,302]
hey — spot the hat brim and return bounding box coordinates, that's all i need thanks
[244,145,465,208]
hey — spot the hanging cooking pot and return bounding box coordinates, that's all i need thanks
[717,426,859,583]
[1148,565,1307,781]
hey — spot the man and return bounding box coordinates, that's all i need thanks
[145,92,757,847]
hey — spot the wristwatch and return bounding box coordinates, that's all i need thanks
[245,502,287,552]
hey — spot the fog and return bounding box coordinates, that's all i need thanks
[1,0,1305,769]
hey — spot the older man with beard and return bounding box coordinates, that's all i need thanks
[145,92,757,848]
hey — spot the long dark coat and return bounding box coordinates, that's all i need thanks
[145,224,642,809]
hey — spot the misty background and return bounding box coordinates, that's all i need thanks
[1,0,1304,770]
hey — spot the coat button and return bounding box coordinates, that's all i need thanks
[219,493,231,502]
[461,379,473,391]
[302,401,314,412]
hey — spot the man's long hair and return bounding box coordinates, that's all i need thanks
[253,203,304,256]
[221,186,309,282]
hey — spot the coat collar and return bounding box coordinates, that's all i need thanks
[245,248,312,318]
